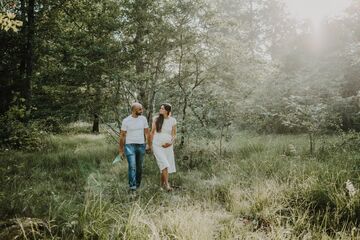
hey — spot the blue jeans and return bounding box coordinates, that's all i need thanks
[125,144,146,190]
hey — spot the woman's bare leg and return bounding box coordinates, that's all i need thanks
[161,168,172,191]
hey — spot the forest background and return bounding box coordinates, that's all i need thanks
[1,0,360,239]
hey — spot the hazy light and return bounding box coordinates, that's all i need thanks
[283,0,352,25]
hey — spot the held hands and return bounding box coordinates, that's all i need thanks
[119,150,125,158]
[146,144,152,153]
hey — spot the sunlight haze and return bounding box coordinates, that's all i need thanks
[284,0,352,24]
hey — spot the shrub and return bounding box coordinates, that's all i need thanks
[36,117,63,133]
[286,179,360,234]
[64,121,92,134]
[0,106,46,151]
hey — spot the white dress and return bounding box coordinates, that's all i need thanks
[152,117,177,173]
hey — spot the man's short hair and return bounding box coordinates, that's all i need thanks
[131,102,142,111]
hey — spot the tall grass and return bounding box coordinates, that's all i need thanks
[1,131,360,239]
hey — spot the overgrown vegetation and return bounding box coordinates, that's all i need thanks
[1,129,360,239]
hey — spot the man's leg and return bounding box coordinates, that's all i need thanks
[125,144,137,190]
[135,144,146,188]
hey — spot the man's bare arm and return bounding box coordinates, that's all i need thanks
[145,128,151,149]
[119,130,126,156]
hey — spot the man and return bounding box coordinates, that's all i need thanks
[119,102,151,192]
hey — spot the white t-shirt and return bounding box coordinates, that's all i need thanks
[153,116,177,145]
[121,115,149,144]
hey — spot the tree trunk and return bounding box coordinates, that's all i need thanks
[92,85,102,133]
[219,124,224,156]
[309,132,314,155]
[19,0,35,116]
[92,114,99,133]
[19,0,26,83]
[180,96,188,147]
[147,90,156,126]
[0,86,12,115]
[249,0,255,59]
[178,34,186,147]
[133,2,148,113]
[139,82,149,115]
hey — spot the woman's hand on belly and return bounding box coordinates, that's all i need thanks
[162,142,172,148]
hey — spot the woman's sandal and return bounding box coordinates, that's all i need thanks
[163,184,173,192]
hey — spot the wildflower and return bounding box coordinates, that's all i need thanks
[346,179,357,197]
[288,144,296,155]
[285,144,297,156]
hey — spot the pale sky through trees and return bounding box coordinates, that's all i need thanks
[283,0,352,25]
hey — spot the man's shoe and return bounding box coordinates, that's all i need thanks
[129,189,137,198]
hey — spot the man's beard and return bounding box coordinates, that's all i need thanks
[136,112,142,116]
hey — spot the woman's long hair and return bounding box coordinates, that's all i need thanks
[155,103,172,132]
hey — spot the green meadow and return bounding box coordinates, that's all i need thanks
[1,130,360,239]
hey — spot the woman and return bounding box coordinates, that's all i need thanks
[150,103,177,191]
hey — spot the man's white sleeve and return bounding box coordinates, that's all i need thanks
[120,119,127,131]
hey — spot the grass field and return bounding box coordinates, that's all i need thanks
[1,131,360,239]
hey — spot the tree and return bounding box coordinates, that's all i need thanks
[30,0,122,123]
[281,95,336,154]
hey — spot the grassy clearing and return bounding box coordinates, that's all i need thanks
[1,131,360,239]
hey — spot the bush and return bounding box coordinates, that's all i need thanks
[337,131,360,152]
[316,131,360,159]
[0,106,46,151]
[175,143,217,171]
[64,121,92,134]
[286,178,360,234]
[36,117,63,133]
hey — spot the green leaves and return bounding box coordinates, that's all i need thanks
[281,95,329,133]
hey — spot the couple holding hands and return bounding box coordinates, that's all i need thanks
[119,102,177,192]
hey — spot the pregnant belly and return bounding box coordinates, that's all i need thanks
[153,134,172,145]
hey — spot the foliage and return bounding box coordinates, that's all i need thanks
[0,12,22,32]
[64,121,93,134]
[0,104,46,151]
[281,96,330,133]
[2,0,360,140]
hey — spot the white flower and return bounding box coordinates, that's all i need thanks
[288,144,297,155]
[346,180,357,197]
